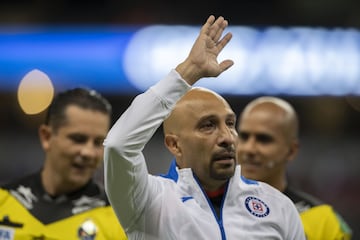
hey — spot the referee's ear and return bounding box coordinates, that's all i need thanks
[39,124,52,151]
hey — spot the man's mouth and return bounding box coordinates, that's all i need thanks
[213,152,235,164]
[72,162,88,170]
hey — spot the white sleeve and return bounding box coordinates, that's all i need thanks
[103,69,191,231]
[285,197,306,240]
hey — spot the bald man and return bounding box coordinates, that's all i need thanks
[104,16,305,239]
[237,96,352,240]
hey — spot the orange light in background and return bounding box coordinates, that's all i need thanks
[17,69,54,115]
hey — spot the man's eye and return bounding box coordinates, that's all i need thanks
[226,120,236,128]
[203,122,214,128]
[69,135,87,143]
[239,132,249,141]
[94,138,105,147]
[200,121,215,130]
[256,134,273,143]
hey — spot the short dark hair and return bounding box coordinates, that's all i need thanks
[44,87,112,131]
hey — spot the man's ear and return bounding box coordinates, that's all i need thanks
[38,124,52,151]
[287,140,299,163]
[164,134,181,156]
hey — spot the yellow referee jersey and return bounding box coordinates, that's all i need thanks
[284,186,352,240]
[0,172,127,240]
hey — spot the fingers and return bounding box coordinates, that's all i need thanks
[200,15,216,36]
[204,15,234,74]
[219,59,234,73]
[216,32,233,53]
[202,15,228,43]
[218,31,234,73]
[211,17,227,43]
[176,15,233,83]
[207,16,228,42]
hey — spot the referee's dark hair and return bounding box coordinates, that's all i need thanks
[44,87,112,132]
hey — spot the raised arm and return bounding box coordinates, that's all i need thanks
[103,15,233,232]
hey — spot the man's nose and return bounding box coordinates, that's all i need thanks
[219,125,236,147]
[80,141,98,158]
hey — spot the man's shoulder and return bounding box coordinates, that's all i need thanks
[1,172,40,205]
[299,202,353,238]
[241,178,284,197]
[2,172,39,191]
[238,177,296,208]
[284,186,324,210]
[257,181,294,202]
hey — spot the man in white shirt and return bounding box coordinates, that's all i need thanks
[104,15,305,239]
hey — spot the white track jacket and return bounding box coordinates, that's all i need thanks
[104,70,305,240]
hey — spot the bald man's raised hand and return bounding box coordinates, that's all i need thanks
[175,15,234,85]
